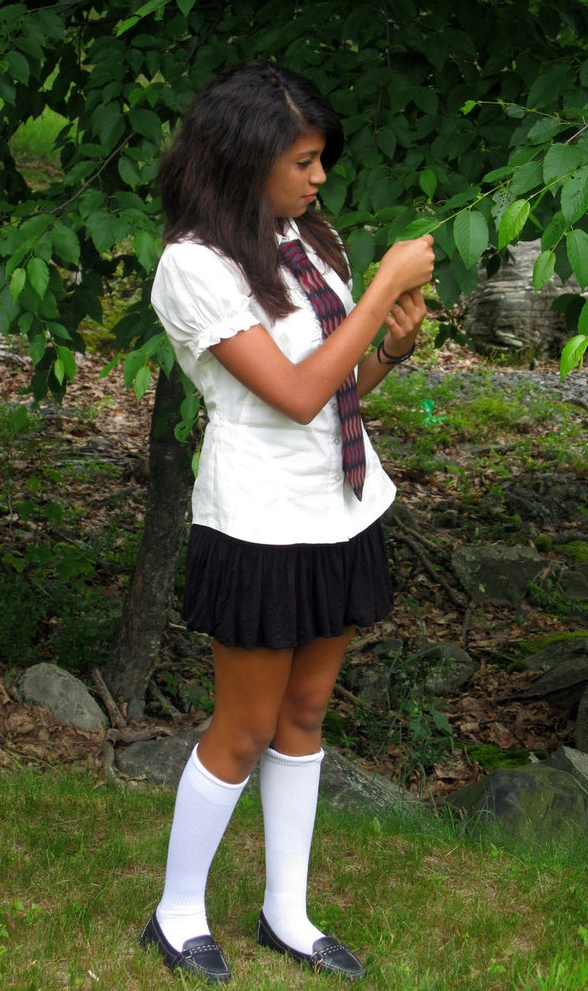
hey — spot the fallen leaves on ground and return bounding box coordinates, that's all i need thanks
[0,346,582,800]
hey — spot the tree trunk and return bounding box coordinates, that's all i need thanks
[102,365,194,709]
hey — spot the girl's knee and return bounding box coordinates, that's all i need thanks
[280,691,329,734]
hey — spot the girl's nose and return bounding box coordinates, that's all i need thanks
[311,161,326,186]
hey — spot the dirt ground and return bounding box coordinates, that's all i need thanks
[0,345,581,799]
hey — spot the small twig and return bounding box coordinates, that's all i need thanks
[147,679,182,719]
[393,513,441,553]
[333,683,365,707]
[394,531,466,610]
[91,667,127,729]
[461,604,473,644]
[105,725,173,745]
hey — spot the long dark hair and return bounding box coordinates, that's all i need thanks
[158,60,350,319]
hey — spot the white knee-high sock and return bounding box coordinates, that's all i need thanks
[260,746,325,954]
[156,746,248,951]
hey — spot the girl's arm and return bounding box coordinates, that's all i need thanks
[356,288,426,398]
[209,235,434,424]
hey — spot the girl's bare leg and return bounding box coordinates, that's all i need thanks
[259,630,355,954]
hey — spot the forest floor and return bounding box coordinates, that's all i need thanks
[0,341,586,801]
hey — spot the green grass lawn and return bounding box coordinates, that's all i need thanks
[1,767,588,991]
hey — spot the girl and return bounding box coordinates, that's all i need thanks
[141,60,435,983]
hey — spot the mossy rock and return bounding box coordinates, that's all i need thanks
[464,744,535,770]
[446,764,588,849]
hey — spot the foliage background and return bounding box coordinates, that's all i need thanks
[2,0,588,415]
[2,0,588,701]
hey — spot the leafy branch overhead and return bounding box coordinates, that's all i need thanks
[1,0,588,417]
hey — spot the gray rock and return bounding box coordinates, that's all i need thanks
[318,749,418,818]
[559,563,588,601]
[343,660,392,701]
[14,662,107,731]
[522,637,588,710]
[422,643,478,696]
[116,727,201,787]
[501,473,588,525]
[115,729,417,818]
[451,543,544,606]
[575,688,588,752]
[544,745,588,789]
[446,763,588,847]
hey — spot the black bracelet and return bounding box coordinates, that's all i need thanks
[376,339,416,365]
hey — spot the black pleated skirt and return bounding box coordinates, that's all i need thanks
[181,520,393,650]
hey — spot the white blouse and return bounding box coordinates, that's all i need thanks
[150,225,396,545]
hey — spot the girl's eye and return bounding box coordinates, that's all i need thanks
[297,160,312,168]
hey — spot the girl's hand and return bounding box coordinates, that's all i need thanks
[377,235,435,297]
[382,288,427,358]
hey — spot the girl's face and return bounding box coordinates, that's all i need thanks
[265,130,327,219]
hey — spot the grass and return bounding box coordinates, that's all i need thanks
[2,768,588,991]
[362,363,588,478]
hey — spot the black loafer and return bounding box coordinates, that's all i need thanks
[140,913,231,983]
[256,911,367,980]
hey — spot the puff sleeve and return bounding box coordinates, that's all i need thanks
[151,240,261,386]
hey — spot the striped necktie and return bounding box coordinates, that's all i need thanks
[280,238,366,501]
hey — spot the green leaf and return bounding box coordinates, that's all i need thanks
[541,211,567,252]
[55,345,77,382]
[6,50,30,84]
[561,168,588,225]
[320,172,347,215]
[124,350,146,390]
[396,217,438,239]
[483,165,513,183]
[498,199,530,249]
[375,127,397,161]
[177,0,196,13]
[346,228,375,278]
[461,100,477,115]
[9,267,26,301]
[0,74,16,104]
[532,250,555,291]
[51,222,80,266]
[566,229,588,289]
[29,333,47,366]
[89,103,125,155]
[87,212,120,253]
[560,333,588,379]
[527,117,562,144]
[118,155,141,189]
[128,107,162,146]
[134,230,159,273]
[419,169,437,199]
[453,210,489,269]
[53,358,65,385]
[543,143,582,185]
[511,161,543,196]
[133,365,152,402]
[26,257,50,298]
[47,322,72,342]
[116,0,166,35]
